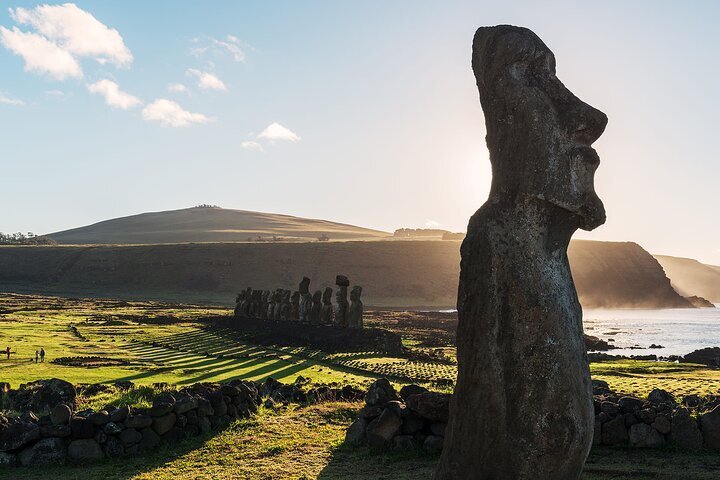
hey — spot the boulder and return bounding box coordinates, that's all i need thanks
[401,414,426,436]
[161,426,186,443]
[345,417,368,446]
[648,388,675,406]
[628,423,665,448]
[28,379,77,412]
[103,422,122,435]
[110,405,129,423]
[70,416,95,439]
[618,397,644,413]
[365,379,399,407]
[700,404,720,448]
[405,392,450,422]
[150,402,174,417]
[119,428,142,446]
[174,396,198,414]
[652,415,672,435]
[669,413,703,449]
[0,452,17,467]
[366,409,402,449]
[19,437,67,466]
[125,414,153,429]
[599,401,620,417]
[138,428,160,450]
[68,439,104,462]
[198,417,211,435]
[104,436,124,458]
[399,384,429,402]
[636,408,657,425]
[88,410,110,426]
[423,434,444,454]
[152,412,177,436]
[51,404,72,425]
[393,434,421,451]
[41,424,72,438]
[0,422,41,451]
[601,415,628,445]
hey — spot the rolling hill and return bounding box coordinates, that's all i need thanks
[654,255,720,302]
[0,239,693,309]
[47,206,391,244]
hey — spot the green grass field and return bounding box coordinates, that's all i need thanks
[1,293,719,479]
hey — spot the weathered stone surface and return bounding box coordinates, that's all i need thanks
[393,434,420,451]
[700,404,720,448]
[119,428,142,446]
[26,379,77,412]
[366,409,402,449]
[344,417,369,446]
[628,423,665,448]
[593,416,602,446]
[103,422,122,435]
[436,25,607,480]
[68,439,104,462]
[125,414,153,429]
[103,436,124,458]
[602,415,628,446]
[152,412,177,436]
[399,385,429,401]
[41,424,72,438]
[334,285,349,327]
[138,428,160,450]
[365,379,399,407]
[401,414,426,436]
[198,416,211,435]
[347,286,364,329]
[89,410,110,425]
[424,435,444,454]
[669,413,702,449]
[320,287,334,324]
[618,397,644,413]
[406,393,450,422]
[51,404,72,426]
[0,452,17,467]
[109,405,129,423]
[150,402,174,417]
[0,422,41,451]
[19,437,67,466]
[70,416,95,439]
[648,388,675,406]
[652,415,672,435]
[636,408,657,425]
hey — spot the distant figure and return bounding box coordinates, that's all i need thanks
[5,346,9,360]
[35,350,39,363]
[40,348,45,363]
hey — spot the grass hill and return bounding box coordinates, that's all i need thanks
[47,206,391,244]
[654,255,720,302]
[0,239,692,308]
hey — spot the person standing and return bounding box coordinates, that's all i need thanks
[40,348,45,363]
[5,346,9,360]
[35,350,39,363]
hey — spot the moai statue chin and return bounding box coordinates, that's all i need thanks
[334,275,350,327]
[320,287,334,324]
[435,25,607,480]
[347,286,363,329]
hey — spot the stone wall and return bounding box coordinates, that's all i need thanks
[345,379,720,453]
[0,377,362,467]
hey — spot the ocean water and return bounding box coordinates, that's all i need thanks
[583,306,720,356]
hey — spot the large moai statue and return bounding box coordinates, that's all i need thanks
[320,287,334,324]
[234,290,246,317]
[347,286,363,329]
[309,290,322,325]
[249,290,260,317]
[334,275,350,327]
[279,290,291,321]
[290,291,300,320]
[298,277,312,322]
[261,291,271,320]
[240,287,252,316]
[266,290,278,320]
[435,26,607,480]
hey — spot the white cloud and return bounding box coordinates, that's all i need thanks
[190,35,245,63]
[425,219,443,228]
[87,79,141,109]
[258,122,301,142]
[142,99,210,127]
[0,26,82,79]
[168,83,188,93]
[10,3,132,66]
[186,68,226,91]
[0,91,24,106]
[241,141,264,152]
[45,89,65,96]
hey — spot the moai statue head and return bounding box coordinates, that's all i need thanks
[312,290,322,304]
[472,25,607,231]
[335,275,350,288]
[299,276,311,295]
[350,285,363,302]
[291,291,300,304]
[322,287,333,305]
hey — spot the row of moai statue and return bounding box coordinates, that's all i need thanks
[234,275,363,328]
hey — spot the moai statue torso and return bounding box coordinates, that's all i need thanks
[320,287,334,324]
[279,290,291,321]
[347,286,363,329]
[234,290,246,317]
[240,287,252,316]
[309,291,322,325]
[435,26,607,480]
[334,275,350,327]
[298,277,312,322]
[290,291,300,320]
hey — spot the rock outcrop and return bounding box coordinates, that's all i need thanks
[436,25,608,480]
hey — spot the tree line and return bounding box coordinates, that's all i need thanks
[0,232,57,245]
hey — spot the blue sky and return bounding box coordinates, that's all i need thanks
[1,1,719,263]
